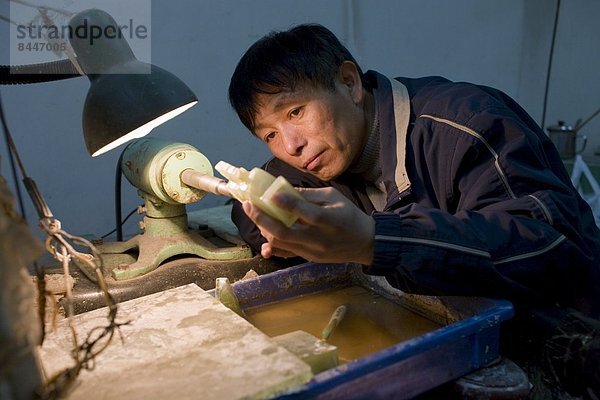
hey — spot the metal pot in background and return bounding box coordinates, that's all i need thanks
[547,120,587,159]
[547,107,600,159]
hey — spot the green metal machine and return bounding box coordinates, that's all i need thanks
[98,138,252,280]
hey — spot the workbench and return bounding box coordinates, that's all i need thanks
[36,205,527,399]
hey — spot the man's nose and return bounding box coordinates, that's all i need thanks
[281,126,306,156]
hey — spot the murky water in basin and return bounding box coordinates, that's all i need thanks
[245,286,441,363]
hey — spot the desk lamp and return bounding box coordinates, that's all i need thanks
[3,8,199,217]
[71,9,198,157]
[1,8,197,400]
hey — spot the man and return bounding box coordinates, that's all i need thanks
[227,24,600,394]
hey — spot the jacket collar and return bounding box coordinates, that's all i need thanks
[365,70,412,209]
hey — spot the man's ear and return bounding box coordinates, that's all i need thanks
[338,61,363,104]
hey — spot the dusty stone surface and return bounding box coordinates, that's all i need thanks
[38,284,312,399]
[32,273,75,295]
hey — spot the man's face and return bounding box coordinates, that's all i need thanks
[252,71,368,181]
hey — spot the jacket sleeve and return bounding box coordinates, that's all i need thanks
[367,103,600,316]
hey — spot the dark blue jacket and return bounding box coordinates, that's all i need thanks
[232,71,600,317]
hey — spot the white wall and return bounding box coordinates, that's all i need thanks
[0,0,599,240]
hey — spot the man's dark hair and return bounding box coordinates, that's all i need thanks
[228,23,365,132]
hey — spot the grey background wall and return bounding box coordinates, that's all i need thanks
[1,0,599,240]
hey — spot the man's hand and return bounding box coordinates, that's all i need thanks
[242,187,375,265]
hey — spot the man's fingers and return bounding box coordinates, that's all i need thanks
[294,187,341,204]
[261,242,297,259]
[244,201,284,230]
[243,198,325,252]
[271,191,329,225]
[243,200,302,244]
[260,242,273,259]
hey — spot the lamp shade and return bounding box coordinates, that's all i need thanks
[81,63,197,156]
[69,9,198,157]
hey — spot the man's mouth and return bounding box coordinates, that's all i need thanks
[303,151,325,171]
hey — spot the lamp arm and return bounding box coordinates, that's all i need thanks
[0,59,81,85]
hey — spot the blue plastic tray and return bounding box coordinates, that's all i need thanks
[225,263,514,399]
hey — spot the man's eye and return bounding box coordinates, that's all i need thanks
[289,107,303,118]
[264,132,276,142]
